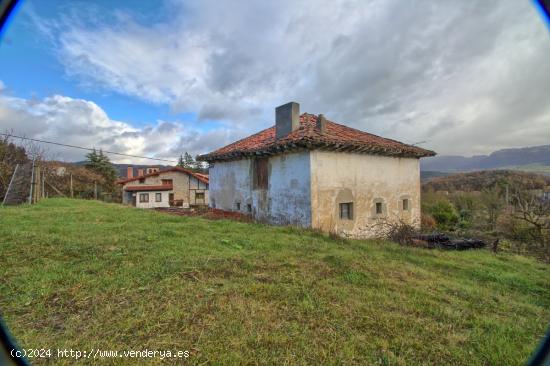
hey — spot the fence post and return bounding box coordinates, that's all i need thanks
[94,181,97,200]
[41,173,45,199]
[70,173,74,198]
[28,158,36,204]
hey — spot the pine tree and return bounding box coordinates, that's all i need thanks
[177,154,185,168]
[85,149,117,190]
[183,152,195,170]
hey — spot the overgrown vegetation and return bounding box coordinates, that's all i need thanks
[422,170,550,261]
[1,199,549,365]
[0,135,31,201]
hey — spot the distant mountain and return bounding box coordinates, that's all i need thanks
[421,145,550,174]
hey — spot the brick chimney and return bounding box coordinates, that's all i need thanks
[137,168,144,177]
[316,114,326,133]
[275,102,300,139]
[127,166,133,179]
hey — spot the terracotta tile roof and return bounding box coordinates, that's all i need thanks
[117,167,209,185]
[198,113,435,162]
[124,184,173,192]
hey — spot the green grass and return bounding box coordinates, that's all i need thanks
[1,198,549,365]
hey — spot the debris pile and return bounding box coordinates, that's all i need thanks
[412,233,486,250]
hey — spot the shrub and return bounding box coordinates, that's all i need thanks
[429,200,459,230]
[385,220,417,246]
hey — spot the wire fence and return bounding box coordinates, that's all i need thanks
[1,162,117,206]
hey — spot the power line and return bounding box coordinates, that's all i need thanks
[1,133,178,163]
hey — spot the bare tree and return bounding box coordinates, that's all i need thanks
[511,188,550,249]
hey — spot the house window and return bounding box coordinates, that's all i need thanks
[253,157,268,190]
[196,192,205,200]
[161,179,173,185]
[339,202,353,220]
[139,178,145,183]
[402,199,409,211]
[139,193,149,203]
[247,204,252,213]
[376,202,383,214]
[235,202,241,210]
[155,193,162,202]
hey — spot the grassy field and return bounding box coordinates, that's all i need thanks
[1,199,549,365]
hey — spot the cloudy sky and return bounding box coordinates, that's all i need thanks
[0,0,549,163]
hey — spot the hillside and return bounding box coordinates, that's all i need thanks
[1,199,549,365]
[423,169,550,192]
[421,145,550,174]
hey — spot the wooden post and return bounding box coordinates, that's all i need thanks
[28,158,36,204]
[35,165,41,202]
[94,181,97,200]
[70,173,74,198]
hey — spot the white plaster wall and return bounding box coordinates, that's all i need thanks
[310,151,421,238]
[208,152,312,226]
[266,152,311,226]
[134,190,170,209]
[209,159,253,211]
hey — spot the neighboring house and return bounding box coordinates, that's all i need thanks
[198,102,435,238]
[117,167,209,208]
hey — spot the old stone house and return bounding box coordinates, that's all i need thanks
[118,167,209,209]
[198,102,435,238]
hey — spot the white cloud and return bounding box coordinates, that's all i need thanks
[23,0,550,155]
[0,90,233,163]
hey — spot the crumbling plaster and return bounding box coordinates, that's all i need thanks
[209,152,311,226]
[209,150,421,238]
[310,151,421,238]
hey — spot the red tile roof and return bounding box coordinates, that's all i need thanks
[124,184,173,192]
[117,167,209,185]
[198,113,435,162]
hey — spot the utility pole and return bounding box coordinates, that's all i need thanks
[70,173,74,198]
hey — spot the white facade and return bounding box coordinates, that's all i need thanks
[121,169,209,208]
[134,190,170,209]
[209,150,421,238]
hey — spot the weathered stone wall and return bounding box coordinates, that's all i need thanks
[209,152,311,226]
[265,152,311,226]
[209,159,253,211]
[310,151,421,238]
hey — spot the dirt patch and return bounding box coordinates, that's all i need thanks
[155,207,252,222]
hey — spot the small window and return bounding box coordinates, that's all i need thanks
[196,192,205,200]
[339,202,353,220]
[139,193,149,203]
[235,202,241,210]
[139,178,145,183]
[376,202,383,214]
[161,179,173,185]
[155,193,162,202]
[247,204,252,213]
[402,199,409,211]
